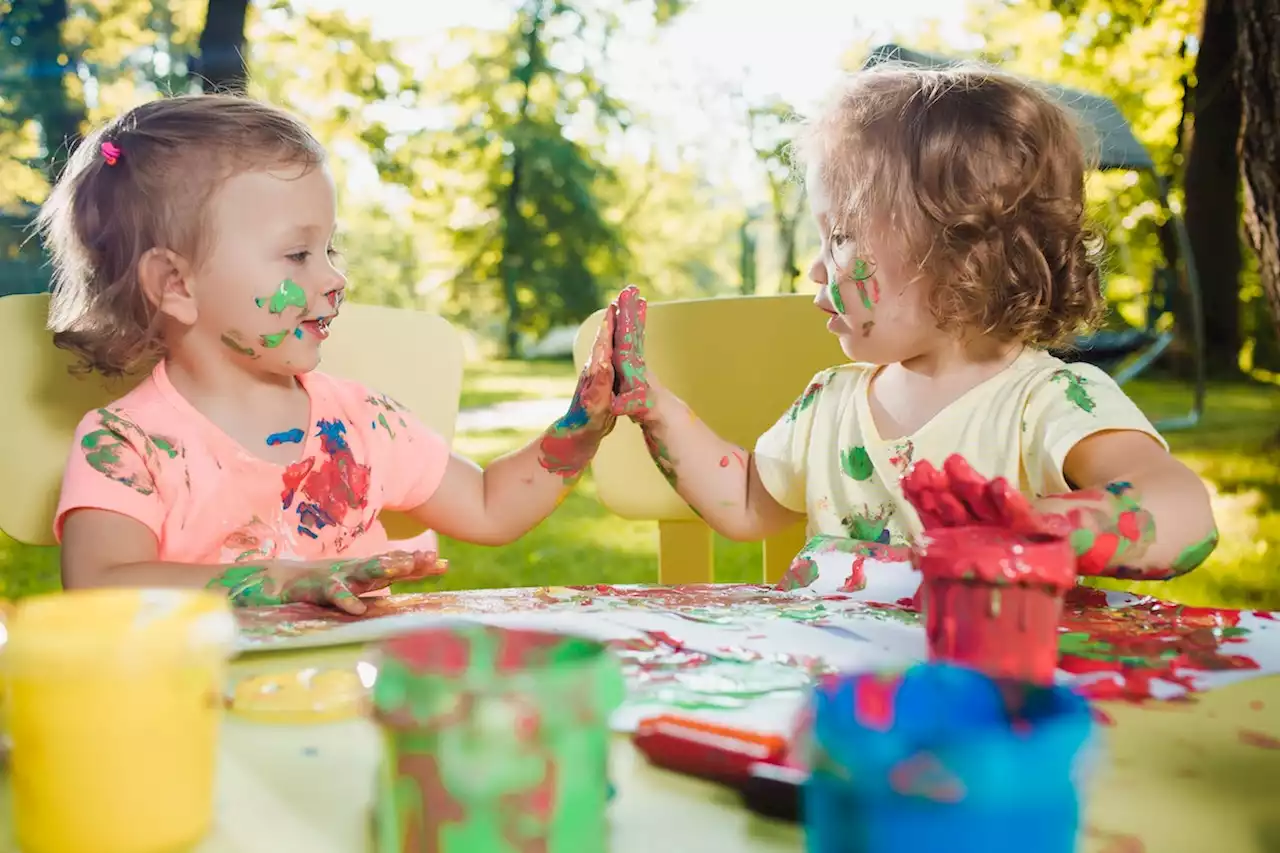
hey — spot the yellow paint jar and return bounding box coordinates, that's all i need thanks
[2,588,236,853]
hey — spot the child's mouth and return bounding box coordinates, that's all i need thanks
[299,314,334,339]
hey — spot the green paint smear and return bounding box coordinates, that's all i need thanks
[260,329,292,348]
[1171,526,1219,574]
[372,626,623,853]
[840,445,874,481]
[255,278,308,314]
[828,280,847,314]
[149,435,178,458]
[1049,369,1097,413]
[221,333,258,358]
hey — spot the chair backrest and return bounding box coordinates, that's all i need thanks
[0,294,464,546]
[574,294,847,520]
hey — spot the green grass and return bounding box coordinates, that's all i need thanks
[3,362,1278,610]
[457,358,578,411]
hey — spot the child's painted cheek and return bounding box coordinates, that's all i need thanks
[828,280,848,315]
[255,279,308,314]
[851,259,880,312]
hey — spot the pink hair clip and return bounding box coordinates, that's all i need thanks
[100,141,121,166]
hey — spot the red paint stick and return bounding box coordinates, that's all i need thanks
[633,715,789,785]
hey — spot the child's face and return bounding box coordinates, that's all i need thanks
[188,164,346,376]
[806,166,936,364]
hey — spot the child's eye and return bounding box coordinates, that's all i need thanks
[327,246,342,259]
[287,251,310,263]
[831,232,849,248]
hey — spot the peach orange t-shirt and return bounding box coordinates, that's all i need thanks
[54,360,450,565]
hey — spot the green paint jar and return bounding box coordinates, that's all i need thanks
[371,625,623,853]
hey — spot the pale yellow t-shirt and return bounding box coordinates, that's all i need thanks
[753,349,1166,546]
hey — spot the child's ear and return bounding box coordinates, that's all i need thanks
[138,248,197,326]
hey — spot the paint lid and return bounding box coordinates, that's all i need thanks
[2,588,237,676]
[916,526,1077,591]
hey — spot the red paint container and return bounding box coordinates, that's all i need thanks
[915,526,1076,685]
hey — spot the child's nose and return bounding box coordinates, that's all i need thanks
[808,256,827,286]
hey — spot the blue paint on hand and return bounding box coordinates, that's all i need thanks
[266,428,306,447]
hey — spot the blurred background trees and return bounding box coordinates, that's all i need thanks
[1,0,1278,371]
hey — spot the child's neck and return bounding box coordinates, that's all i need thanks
[898,335,1023,382]
[165,346,305,427]
[869,337,1025,441]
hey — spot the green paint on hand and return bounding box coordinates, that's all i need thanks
[840,445,874,481]
[255,278,308,314]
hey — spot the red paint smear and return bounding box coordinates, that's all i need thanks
[1251,700,1266,711]
[718,451,746,469]
[1058,587,1261,704]
[854,673,901,731]
[1238,729,1280,749]
[237,582,1272,712]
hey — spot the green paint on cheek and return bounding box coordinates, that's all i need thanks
[828,280,847,314]
[221,333,258,358]
[260,330,292,348]
[255,278,308,314]
[1171,526,1219,573]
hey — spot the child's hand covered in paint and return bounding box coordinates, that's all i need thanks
[611,285,654,420]
[902,454,1174,579]
[536,304,618,485]
[902,455,1066,538]
[208,550,447,615]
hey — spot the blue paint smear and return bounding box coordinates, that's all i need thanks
[315,419,349,453]
[266,428,305,447]
[297,526,319,539]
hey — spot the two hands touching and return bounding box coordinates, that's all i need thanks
[535,285,655,482]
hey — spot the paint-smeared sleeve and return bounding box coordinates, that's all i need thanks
[365,392,452,512]
[753,369,832,513]
[1021,363,1168,497]
[54,408,167,543]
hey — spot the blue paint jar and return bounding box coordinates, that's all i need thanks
[804,664,1094,853]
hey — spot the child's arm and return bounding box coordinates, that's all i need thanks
[61,509,444,614]
[608,286,804,541]
[404,304,620,546]
[1035,430,1217,580]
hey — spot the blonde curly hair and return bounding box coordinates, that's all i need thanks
[794,62,1106,348]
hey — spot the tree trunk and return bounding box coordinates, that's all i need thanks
[193,0,251,93]
[1183,0,1243,375]
[1234,0,1280,347]
[499,0,546,359]
[15,0,85,181]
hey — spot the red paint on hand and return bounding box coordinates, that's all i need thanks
[612,285,654,419]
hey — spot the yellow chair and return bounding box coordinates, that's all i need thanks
[0,293,464,547]
[573,294,847,585]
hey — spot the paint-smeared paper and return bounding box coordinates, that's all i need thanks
[233,554,1280,734]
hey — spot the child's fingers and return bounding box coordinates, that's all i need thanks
[943,455,1000,525]
[412,551,449,577]
[326,577,368,616]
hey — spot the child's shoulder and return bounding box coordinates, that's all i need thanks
[71,368,170,434]
[303,371,414,419]
[808,362,872,391]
